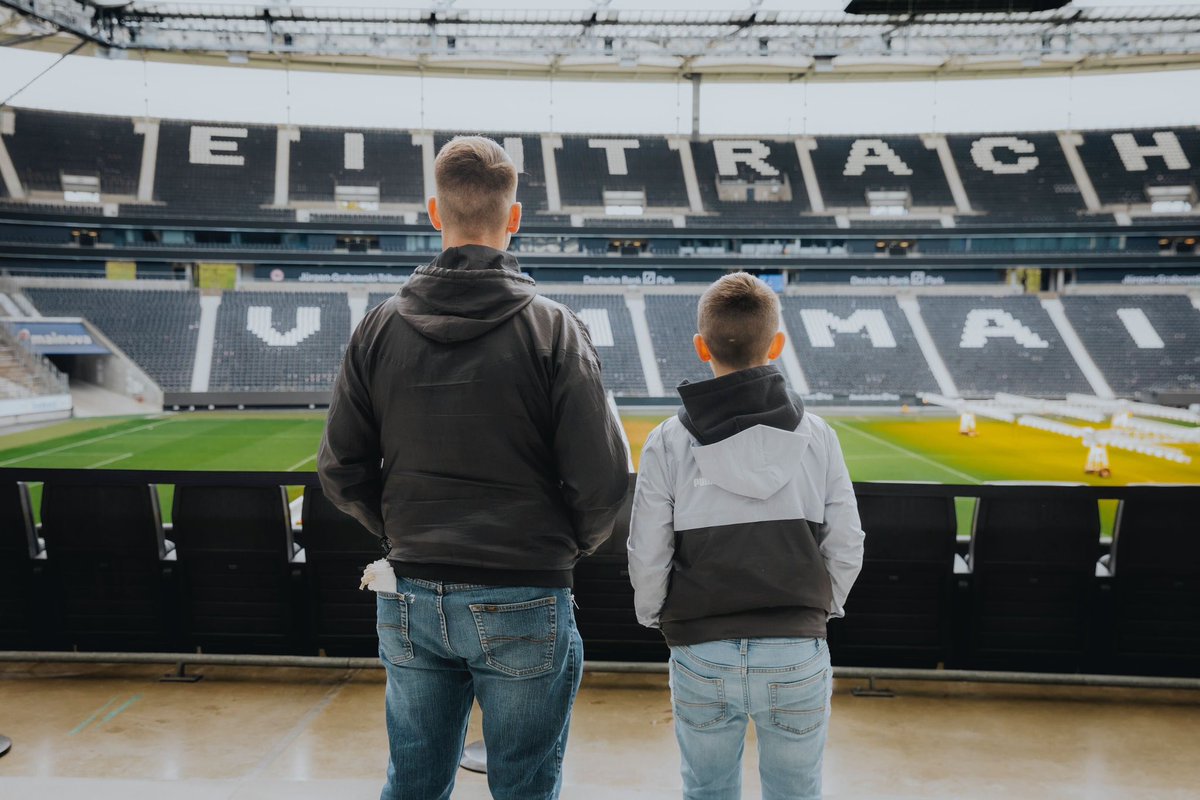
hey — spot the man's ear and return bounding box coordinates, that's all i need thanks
[507,202,522,234]
[767,330,786,360]
[693,334,712,363]
[428,197,442,231]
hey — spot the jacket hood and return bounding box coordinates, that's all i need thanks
[396,245,537,343]
[677,365,809,500]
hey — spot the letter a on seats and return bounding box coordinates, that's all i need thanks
[247,307,322,346]
[843,139,913,176]
[959,309,1048,349]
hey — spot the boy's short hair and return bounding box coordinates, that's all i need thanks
[434,136,518,236]
[697,273,781,370]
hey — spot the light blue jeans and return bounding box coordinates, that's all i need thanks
[376,577,584,800]
[669,637,833,800]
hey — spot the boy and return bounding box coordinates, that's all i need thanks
[627,273,865,800]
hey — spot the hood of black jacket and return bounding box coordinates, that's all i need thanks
[676,364,804,446]
[396,245,537,343]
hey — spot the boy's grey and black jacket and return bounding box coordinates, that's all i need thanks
[318,244,630,588]
[627,365,865,647]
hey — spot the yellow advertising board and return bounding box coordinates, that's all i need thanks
[105,260,137,281]
[197,262,239,290]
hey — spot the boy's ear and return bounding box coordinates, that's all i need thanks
[767,331,786,361]
[507,202,522,234]
[428,197,443,231]
[693,334,712,363]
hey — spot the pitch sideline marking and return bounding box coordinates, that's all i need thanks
[85,452,134,469]
[0,418,180,467]
[286,453,318,472]
[830,420,981,485]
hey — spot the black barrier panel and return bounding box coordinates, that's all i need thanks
[301,486,384,657]
[1,469,1197,676]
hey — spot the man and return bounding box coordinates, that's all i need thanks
[319,136,630,800]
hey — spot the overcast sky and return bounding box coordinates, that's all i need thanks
[1,0,1198,134]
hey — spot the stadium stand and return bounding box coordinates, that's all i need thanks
[300,486,381,657]
[556,135,689,209]
[291,127,426,206]
[3,110,1198,229]
[1060,294,1200,400]
[40,482,177,652]
[810,135,954,210]
[1105,487,1200,676]
[208,291,349,392]
[947,132,1086,221]
[0,482,41,650]
[544,293,647,396]
[172,485,305,654]
[689,137,810,224]
[1076,128,1200,208]
[780,295,940,398]
[24,287,201,392]
[918,295,1092,397]
[643,294,713,390]
[2,109,141,198]
[829,489,958,668]
[153,120,277,214]
[963,490,1102,672]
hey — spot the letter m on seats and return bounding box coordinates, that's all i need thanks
[799,309,896,348]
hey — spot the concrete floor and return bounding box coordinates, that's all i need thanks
[0,662,1198,799]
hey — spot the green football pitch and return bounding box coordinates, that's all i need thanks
[1,410,1196,534]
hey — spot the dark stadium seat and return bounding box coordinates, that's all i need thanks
[172,485,306,654]
[0,482,44,649]
[208,291,349,393]
[25,287,202,392]
[961,488,1102,671]
[572,475,666,662]
[828,488,957,668]
[1060,295,1200,401]
[917,295,1092,398]
[300,485,382,656]
[40,483,177,652]
[1103,486,1200,676]
[781,295,940,399]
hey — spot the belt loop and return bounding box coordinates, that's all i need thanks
[739,639,749,656]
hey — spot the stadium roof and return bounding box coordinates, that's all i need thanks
[1,1,1200,81]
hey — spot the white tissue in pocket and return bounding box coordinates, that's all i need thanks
[359,559,398,594]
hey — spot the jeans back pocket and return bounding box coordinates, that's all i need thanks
[376,592,414,665]
[768,669,829,736]
[469,596,558,679]
[670,660,726,729]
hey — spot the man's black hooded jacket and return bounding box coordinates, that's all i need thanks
[318,245,631,588]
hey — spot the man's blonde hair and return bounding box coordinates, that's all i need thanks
[697,272,781,369]
[433,136,518,237]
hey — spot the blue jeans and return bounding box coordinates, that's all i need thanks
[376,577,584,800]
[669,638,832,800]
